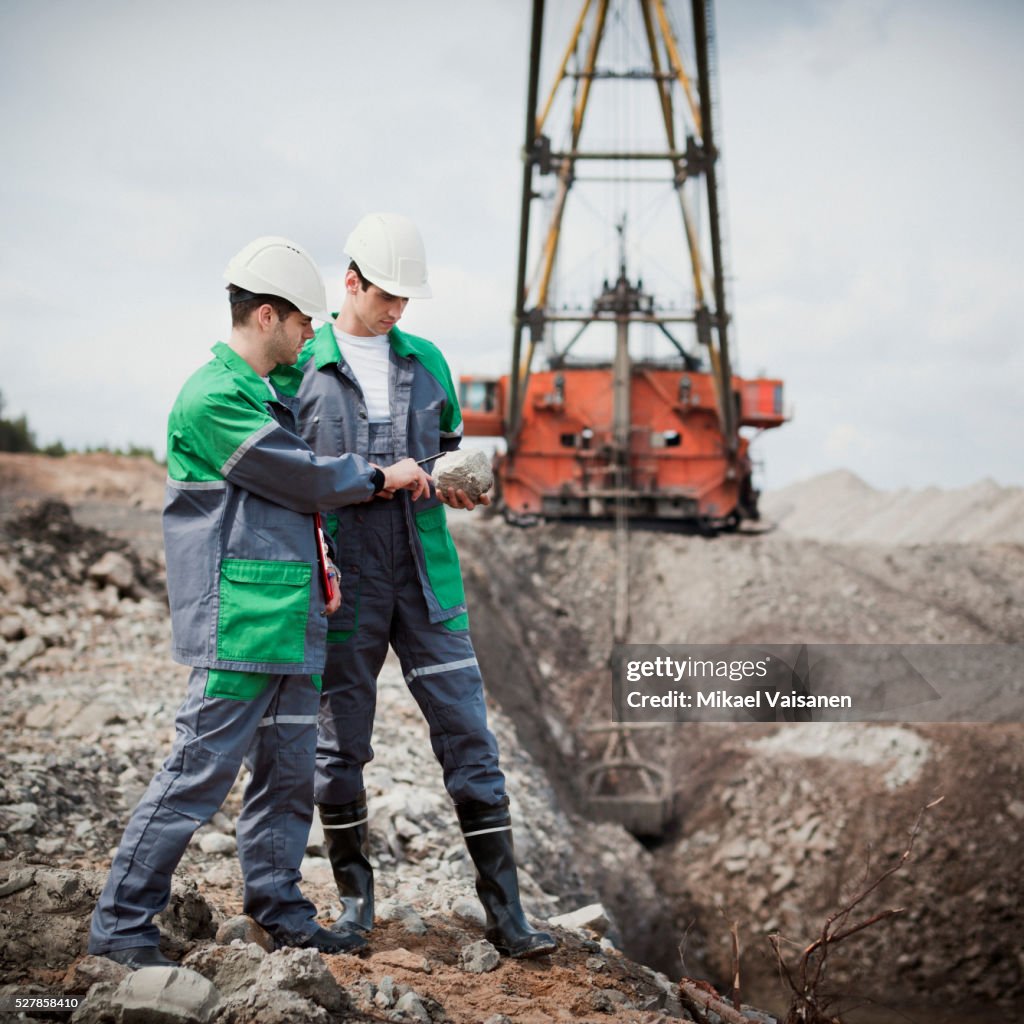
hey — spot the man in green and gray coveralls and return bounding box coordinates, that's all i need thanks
[295,214,557,958]
[88,236,431,968]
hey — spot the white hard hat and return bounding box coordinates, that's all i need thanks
[343,213,432,299]
[223,236,334,323]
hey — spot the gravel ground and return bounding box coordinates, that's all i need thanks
[2,453,1021,1023]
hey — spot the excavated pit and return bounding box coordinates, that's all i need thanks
[451,508,1024,1022]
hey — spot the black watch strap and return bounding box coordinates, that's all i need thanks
[371,468,386,493]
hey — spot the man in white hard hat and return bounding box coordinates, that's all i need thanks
[294,214,558,958]
[87,236,431,968]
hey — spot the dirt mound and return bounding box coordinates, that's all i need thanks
[0,452,165,513]
[0,453,167,562]
[761,470,1024,545]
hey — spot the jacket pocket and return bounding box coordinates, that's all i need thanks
[204,668,271,701]
[413,505,465,612]
[217,559,311,664]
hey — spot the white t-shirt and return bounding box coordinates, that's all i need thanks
[334,329,392,423]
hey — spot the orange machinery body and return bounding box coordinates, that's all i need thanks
[460,366,785,522]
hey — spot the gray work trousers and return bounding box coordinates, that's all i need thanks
[315,424,505,809]
[89,668,321,952]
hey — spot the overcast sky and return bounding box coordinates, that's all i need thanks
[1,0,1021,492]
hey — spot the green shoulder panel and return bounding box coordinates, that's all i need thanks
[166,343,276,482]
[306,322,343,370]
[390,327,463,432]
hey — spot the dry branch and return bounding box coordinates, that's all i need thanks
[730,919,742,1010]
[679,978,759,1024]
[771,796,943,1024]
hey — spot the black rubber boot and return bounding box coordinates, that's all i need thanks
[294,924,367,955]
[319,792,374,933]
[103,946,176,970]
[457,798,558,959]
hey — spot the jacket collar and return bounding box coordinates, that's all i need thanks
[307,320,417,371]
[212,340,304,399]
[309,320,343,370]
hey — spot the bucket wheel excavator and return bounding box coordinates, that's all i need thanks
[460,0,786,531]
[460,0,789,836]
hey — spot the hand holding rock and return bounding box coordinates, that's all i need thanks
[432,450,493,507]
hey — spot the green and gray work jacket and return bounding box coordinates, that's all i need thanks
[164,341,378,674]
[295,324,469,636]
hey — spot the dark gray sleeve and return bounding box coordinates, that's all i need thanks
[225,421,376,512]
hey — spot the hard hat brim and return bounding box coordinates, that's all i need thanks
[394,282,433,300]
[305,309,336,325]
[344,262,433,300]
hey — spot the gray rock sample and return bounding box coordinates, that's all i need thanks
[432,449,493,503]
[70,981,119,1024]
[0,865,107,969]
[225,988,331,1024]
[153,877,216,953]
[0,615,25,641]
[378,901,428,936]
[392,989,431,1022]
[451,896,486,927]
[373,975,395,1009]
[7,634,45,669]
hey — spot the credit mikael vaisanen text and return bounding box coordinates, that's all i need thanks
[621,654,851,713]
[611,643,1024,725]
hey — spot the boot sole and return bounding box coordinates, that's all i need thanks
[503,939,559,959]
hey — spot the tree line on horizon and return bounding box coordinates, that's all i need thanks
[0,391,156,460]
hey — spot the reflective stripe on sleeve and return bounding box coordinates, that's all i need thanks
[166,477,227,490]
[222,420,277,476]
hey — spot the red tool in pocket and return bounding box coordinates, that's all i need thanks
[314,512,336,604]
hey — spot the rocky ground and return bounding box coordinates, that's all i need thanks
[0,454,722,1024]
[1,453,1022,1023]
